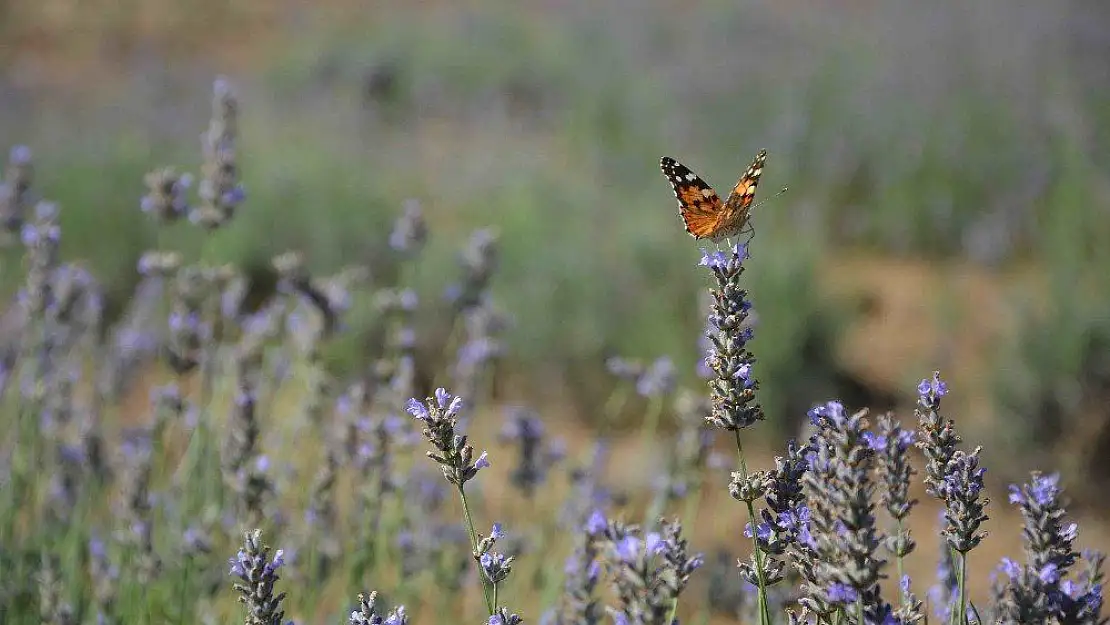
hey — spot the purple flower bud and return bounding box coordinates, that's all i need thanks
[614,536,641,563]
[585,509,607,535]
[474,451,490,470]
[10,145,32,165]
[698,249,729,270]
[826,582,858,604]
[917,372,949,400]
[404,398,429,421]
[1038,563,1060,584]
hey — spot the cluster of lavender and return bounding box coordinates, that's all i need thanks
[0,75,543,625]
[205,229,1103,625]
[688,242,1105,625]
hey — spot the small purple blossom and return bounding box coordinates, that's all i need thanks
[826,582,859,604]
[1008,472,1060,507]
[585,510,607,535]
[475,451,490,470]
[917,371,949,405]
[408,389,487,486]
[404,398,429,421]
[229,530,287,625]
[614,536,642,563]
[479,551,514,583]
[490,523,505,540]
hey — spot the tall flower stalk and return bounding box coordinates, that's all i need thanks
[872,412,919,618]
[998,472,1105,624]
[700,242,771,625]
[915,372,988,625]
[406,388,495,615]
[802,402,892,623]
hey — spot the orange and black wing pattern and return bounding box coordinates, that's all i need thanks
[660,150,767,240]
[720,149,767,234]
[659,156,725,240]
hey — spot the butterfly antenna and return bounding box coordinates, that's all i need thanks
[738,187,786,248]
[750,186,789,212]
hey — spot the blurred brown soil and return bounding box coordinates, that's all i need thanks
[826,253,1033,426]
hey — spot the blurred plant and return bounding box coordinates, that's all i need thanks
[192,76,246,230]
[0,145,35,242]
[37,554,75,625]
[115,426,160,584]
[552,509,606,625]
[87,534,120,624]
[140,167,192,225]
[349,590,408,625]
[644,389,711,529]
[596,514,703,625]
[498,406,565,499]
[991,295,1110,493]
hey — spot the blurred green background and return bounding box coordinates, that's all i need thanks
[2,0,1110,497]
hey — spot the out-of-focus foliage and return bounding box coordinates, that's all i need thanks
[1,0,1109,471]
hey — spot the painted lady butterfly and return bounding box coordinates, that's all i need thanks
[659,150,767,241]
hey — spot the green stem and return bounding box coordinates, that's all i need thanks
[855,597,864,625]
[734,429,771,625]
[492,582,499,614]
[681,476,705,528]
[955,550,968,625]
[896,519,906,610]
[178,559,191,625]
[639,395,664,455]
[457,485,495,615]
[665,597,680,625]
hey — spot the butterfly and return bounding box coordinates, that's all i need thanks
[659,150,768,242]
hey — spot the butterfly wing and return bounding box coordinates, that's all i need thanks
[659,156,725,239]
[719,149,767,233]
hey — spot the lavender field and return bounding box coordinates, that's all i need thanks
[2,1,1110,624]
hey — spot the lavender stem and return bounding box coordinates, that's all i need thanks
[457,485,495,614]
[734,429,771,625]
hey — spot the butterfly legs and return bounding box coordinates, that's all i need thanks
[741,222,757,247]
[721,223,756,256]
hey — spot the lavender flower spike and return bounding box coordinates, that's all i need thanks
[915,371,959,500]
[701,243,764,431]
[998,472,1103,623]
[229,529,287,625]
[349,591,408,625]
[408,388,497,613]
[489,609,523,625]
[407,388,484,487]
[701,241,772,624]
